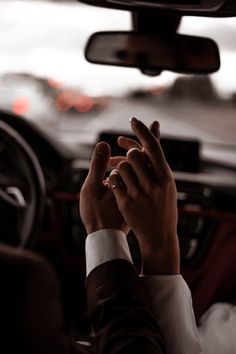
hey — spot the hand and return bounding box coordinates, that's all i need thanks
[109,120,160,168]
[109,118,180,275]
[80,142,128,235]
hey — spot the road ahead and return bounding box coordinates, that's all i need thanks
[52,95,236,167]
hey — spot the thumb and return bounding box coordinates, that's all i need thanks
[87,142,111,187]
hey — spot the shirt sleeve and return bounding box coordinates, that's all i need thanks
[141,275,202,354]
[85,229,202,353]
[85,229,133,276]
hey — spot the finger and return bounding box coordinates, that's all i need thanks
[118,124,159,152]
[103,177,109,186]
[110,123,159,168]
[126,148,153,191]
[117,161,140,197]
[109,171,127,201]
[149,121,160,141]
[117,136,142,151]
[109,156,127,168]
[87,142,111,187]
[130,117,167,180]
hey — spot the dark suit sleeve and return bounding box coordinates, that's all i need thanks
[86,259,166,354]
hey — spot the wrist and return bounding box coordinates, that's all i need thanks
[140,241,180,275]
[141,257,180,275]
[85,222,128,235]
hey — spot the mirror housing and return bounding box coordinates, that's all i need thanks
[78,0,236,17]
[85,32,220,75]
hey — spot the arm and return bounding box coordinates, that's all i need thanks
[109,118,202,353]
[79,142,166,354]
[109,117,179,275]
[86,258,166,354]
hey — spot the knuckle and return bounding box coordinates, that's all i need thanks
[161,170,174,188]
[80,184,86,196]
[80,189,87,201]
[80,182,92,196]
[127,148,141,161]
[117,161,129,173]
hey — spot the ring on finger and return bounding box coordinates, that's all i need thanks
[111,183,124,190]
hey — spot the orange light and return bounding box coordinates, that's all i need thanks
[96,97,109,111]
[48,78,63,89]
[12,97,30,116]
[149,86,166,95]
[55,90,76,112]
[74,95,93,113]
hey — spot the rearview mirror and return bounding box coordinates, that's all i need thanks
[85,32,220,75]
[79,0,232,16]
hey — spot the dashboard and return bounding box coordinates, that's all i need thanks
[1,113,236,263]
[1,111,236,263]
[1,110,236,323]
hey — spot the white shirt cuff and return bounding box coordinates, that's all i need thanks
[85,229,133,276]
[142,275,202,354]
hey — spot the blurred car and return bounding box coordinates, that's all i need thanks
[0,0,236,347]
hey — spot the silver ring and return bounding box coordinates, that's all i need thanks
[112,183,124,190]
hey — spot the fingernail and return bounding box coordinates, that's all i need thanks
[130,117,138,126]
[96,143,107,157]
[153,121,160,129]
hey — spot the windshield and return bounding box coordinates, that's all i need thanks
[0,0,236,166]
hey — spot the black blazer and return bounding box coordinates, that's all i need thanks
[86,259,166,354]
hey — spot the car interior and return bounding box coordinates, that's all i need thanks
[0,0,236,350]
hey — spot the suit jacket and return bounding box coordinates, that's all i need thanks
[86,259,166,354]
[0,246,166,354]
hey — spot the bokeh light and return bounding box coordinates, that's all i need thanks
[55,90,76,111]
[74,94,93,113]
[12,97,30,115]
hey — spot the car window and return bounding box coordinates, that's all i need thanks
[0,0,235,166]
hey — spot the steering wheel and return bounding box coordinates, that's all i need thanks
[0,120,45,248]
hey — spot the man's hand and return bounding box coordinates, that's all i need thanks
[80,142,128,235]
[109,118,180,275]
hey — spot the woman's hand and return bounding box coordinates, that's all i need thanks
[109,118,180,275]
